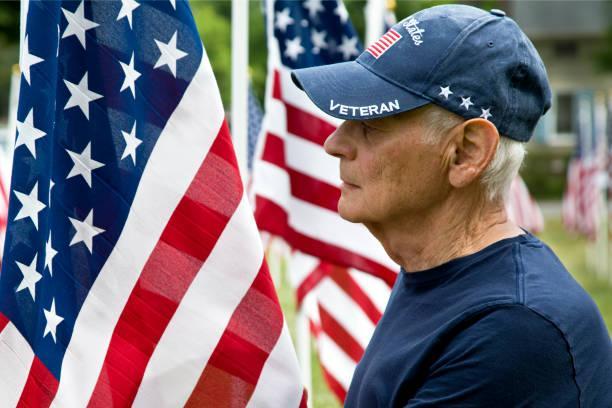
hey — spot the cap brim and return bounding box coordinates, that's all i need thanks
[291,60,430,121]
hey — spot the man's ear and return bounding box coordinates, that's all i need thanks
[447,119,499,189]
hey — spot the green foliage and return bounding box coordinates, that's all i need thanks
[191,2,232,107]
[595,26,612,72]
[521,145,572,200]
[0,2,20,46]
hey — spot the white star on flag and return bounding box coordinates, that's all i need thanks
[64,72,103,120]
[117,0,140,29]
[45,232,58,276]
[334,3,349,23]
[311,29,328,53]
[121,122,142,165]
[480,107,493,120]
[69,210,105,253]
[48,179,54,206]
[275,8,294,33]
[460,96,474,110]
[169,0,176,10]
[14,182,46,230]
[16,108,46,158]
[154,31,188,78]
[20,35,44,85]
[66,142,105,187]
[438,86,453,100]
[284,37,305,61]
[15,254,43,302]
[43,298,64,343]
[61,1,99,49]
[304,0,324,18]
[120,52,141,98]
[338,36,359,60]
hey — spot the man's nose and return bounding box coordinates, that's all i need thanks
[324,121,357,160]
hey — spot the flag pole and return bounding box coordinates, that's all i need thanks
[232,0,249,182]
[364,0,385,46]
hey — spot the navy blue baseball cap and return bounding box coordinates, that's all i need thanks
[291,4,552,142]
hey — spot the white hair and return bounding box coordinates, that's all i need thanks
[420,105,525,202]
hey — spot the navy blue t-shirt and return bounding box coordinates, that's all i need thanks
[346,233,612,407]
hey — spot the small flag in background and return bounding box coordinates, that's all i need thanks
[506,176,544,234]
[562,93,607,240]
[0,1,305,406]
[248,84,264,172]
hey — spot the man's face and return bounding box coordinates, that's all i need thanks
[324,106,452,226]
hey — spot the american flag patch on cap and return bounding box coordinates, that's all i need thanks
[366,29,402,59]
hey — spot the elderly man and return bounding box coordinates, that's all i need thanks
[291,4,612,407]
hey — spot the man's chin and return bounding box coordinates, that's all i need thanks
[337,201,366,224]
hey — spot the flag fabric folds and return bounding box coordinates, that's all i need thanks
[251,0,397,401]
[0,1,305,406]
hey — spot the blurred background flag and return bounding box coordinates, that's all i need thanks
[0,0,305,406]
[250,0,396,402]
[248,83,264,172]
[562,91,607,240]
[506,176,544,234]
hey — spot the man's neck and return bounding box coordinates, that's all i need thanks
[365,194,525,273]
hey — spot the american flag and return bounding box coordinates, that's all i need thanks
[562,94,607,240]
[251,0,396,401]
[0,1,305,406]
[365,28,402,59]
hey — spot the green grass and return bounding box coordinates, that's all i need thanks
[276,216,612,408]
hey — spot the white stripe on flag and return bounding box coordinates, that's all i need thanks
[317,333,357,390]
[133,195,263,407]
[247,323,304,408]
[349,269,392,311]
[0,322,35,406]
[253,159,292,209]
[53,51,224,407]
[317,279,376,348]
[262,98,288,139]
[289,250,323,289]
[285,133,342,186]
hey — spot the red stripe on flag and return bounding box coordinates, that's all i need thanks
[0,313,8,332]
[318,305,364,363]
[272,69,282,100]
[299,388,308,408]
[370,43,384,54]
[255,196,396,286]
[384,33,397,43]
[379,36,391,47]
[326,266,383,324]
[261,132,287,168]
[285,103,336,146]
[388,29,399,40]
[185,262,283,407]
[296,261,328,306]
[290,169,340,212]
[320,365,347,402]
[366,47,380,58]
[17,356,59,408]
[88,122,243,407]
